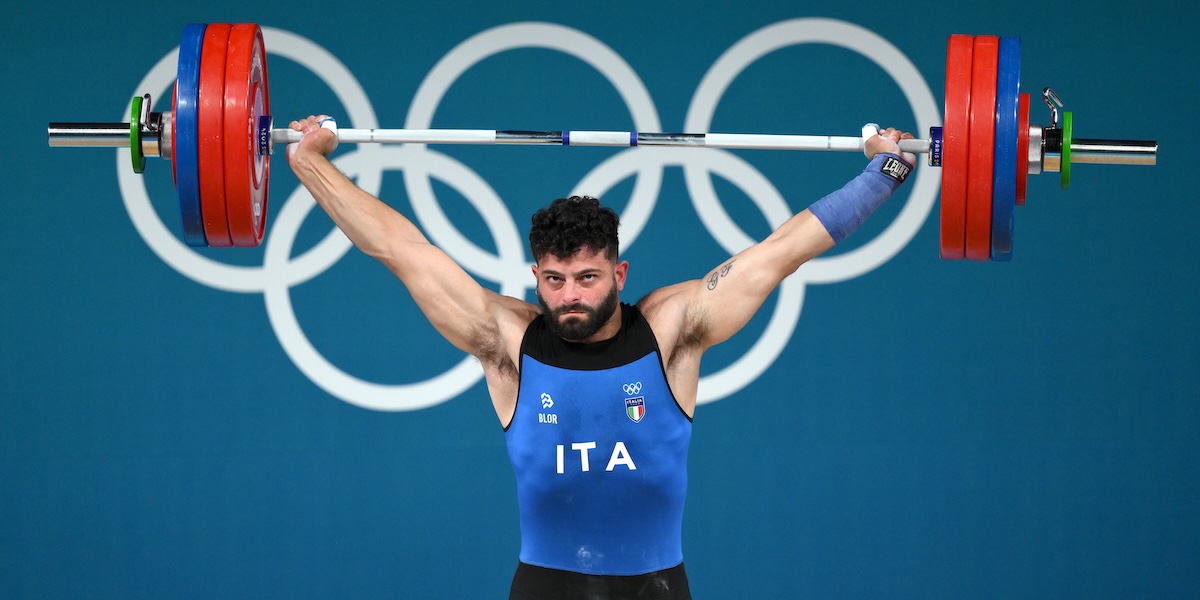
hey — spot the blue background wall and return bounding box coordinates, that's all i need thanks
[3,1,1197,598]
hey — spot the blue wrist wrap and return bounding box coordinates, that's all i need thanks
[808,153,913,243]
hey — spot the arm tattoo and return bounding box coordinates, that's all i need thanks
[706,259,736,290]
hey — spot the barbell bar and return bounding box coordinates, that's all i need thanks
[47,23,1158,259]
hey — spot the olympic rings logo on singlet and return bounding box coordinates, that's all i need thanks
[116,19,941,412]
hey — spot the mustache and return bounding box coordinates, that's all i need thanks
[553,303,590,314]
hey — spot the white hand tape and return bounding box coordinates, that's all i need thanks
[319,117,339,150]
[861,123,880,158]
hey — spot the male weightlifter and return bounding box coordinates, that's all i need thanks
[286,114,915,600]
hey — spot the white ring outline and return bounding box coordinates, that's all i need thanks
[679,18,940,403]
[263,148,529,410]
[685,18,941,284]
[401,22,665,266]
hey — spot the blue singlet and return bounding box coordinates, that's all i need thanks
[505,303,693,576]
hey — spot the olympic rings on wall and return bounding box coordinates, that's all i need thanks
[116,19,939,411]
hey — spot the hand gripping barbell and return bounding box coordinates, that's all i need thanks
[47,24,1157,260]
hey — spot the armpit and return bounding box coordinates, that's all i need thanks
[469,323,511,369]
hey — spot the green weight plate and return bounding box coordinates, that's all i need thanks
[1061,112,1072,189]
[130,95,145,174]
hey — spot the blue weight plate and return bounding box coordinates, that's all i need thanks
[176,23,208,247]
[990,35,1021,261]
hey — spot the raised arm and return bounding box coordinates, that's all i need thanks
[285,115,536,358]
[645,127,916,358]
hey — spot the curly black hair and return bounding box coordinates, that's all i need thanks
[529,195,620,263]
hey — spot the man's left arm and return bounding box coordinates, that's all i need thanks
[683,127,917,349]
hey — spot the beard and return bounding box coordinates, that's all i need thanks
[537,284,620,342]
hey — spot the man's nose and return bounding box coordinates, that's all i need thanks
[561,279,583,303]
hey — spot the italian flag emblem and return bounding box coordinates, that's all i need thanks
[625,396,645,423]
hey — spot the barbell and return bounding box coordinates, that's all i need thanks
[47,23,1157,260]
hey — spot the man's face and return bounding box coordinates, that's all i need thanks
[533,247,627,342]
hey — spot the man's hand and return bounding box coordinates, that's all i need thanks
[286,115,340,167]
[865,126,917,166]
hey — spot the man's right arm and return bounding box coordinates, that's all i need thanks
[285,115,536,357]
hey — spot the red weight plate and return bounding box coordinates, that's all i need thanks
[199,24,233,247]
[224,24,271,247]
[1016,92,1030,205]
[965,35,999,261]
[940,34,973,260]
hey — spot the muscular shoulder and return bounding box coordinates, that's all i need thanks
[636,281,707,359]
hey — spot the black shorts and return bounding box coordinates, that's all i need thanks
[508,561,692,600]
